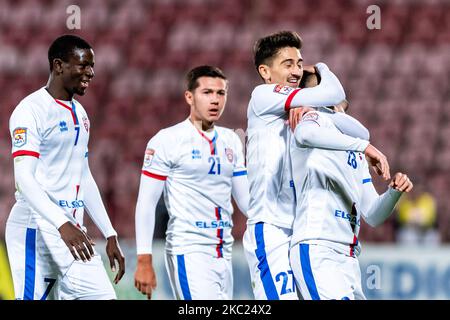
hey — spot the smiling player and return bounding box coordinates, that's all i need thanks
[6,35,125,300]
[243,31,389,300]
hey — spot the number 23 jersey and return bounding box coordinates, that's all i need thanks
[290,112,371,254]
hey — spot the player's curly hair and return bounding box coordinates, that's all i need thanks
[48,34,92,71]
[185,65,227,91]
[254,31,303,70]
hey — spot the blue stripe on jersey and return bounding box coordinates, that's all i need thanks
[290,180,297,202]
[24,228,37,300]
[255,222,279,300]
[233,170,247,177]
[85,151,89,158]
[299,244,320,300]
[177,255,192,300]
[211,131,218,155]
[362,178,372,184]
[71,101,79,125]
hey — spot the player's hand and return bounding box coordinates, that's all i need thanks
[364,144,391,181]
[288,106,314,131]
[106,235,125,284]
[303,65,316,73]
[58,221,95,262]
[389,172,413,192]
[135,254,157,299]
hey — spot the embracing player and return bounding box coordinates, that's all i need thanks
[243,31,389,300]
[289,105,412,300]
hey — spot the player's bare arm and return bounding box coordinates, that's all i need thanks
[106,235,125,284]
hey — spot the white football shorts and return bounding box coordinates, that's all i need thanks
[290,242,366,300]
[5,223,116,300]
[164,251,233,300]
[243,222,299,300]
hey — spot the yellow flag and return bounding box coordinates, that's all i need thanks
[0,241,15,300]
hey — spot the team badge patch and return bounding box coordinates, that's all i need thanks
[143,148,155,167]
[82,116,90,132]
[302,112,319,122]
[273,85,294,95]
[225,148,234,163]
[13,127,27,147]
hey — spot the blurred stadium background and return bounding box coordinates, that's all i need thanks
[1,0,450,299]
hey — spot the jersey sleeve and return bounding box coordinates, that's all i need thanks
[288,63,346,109]
[360,162,402,227]
[231,133,247,177]
[325,109,370,141]
[250,84,301,118]
[250,63,346,120]
[9,104,42,158]
[294,111,370,152]
[141,130,172,180]
[301,110,329,127]
[361,160,373,188]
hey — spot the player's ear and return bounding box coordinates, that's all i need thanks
[52,58,64,74]
[258,65,271,82]
[184,90,193,106]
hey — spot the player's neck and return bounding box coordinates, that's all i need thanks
[189,117,215,132]
[45,77,73,101]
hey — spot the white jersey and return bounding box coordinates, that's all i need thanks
[141,118,246,259]
[8,87,90,235]
[246,84,298,229]
[246,64,346,229]
[290,112,371,256]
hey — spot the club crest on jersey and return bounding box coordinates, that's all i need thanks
[225,148,234,163]
[13,127,27,147]
[192,149,201,159]
[59,121,68,132]
[143,148,155,167]
[273,85,294,95]
[303,111,319,122]
[82,116,90,132]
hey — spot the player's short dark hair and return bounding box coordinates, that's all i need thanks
[48,34,92,71]
[186,65,227,91]
[254,31,303,70]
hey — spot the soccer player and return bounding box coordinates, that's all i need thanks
[133,65,249,300]
[243,31,389,300]
[5,35,125,300]
[289,107,413,300]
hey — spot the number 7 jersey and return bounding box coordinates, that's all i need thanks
[8,87,90,234]
[141,118,247,258]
